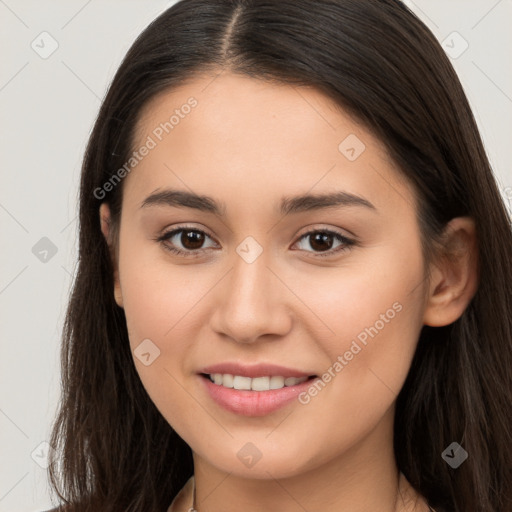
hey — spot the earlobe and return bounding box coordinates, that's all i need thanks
[99,203,124,309]
[422,217,478,327]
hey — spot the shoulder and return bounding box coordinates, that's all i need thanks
[167,476,195,512]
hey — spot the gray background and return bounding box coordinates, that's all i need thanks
[0,1,510,510]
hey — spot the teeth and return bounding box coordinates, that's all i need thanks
[233,375,252,390]
[208,373,308,391]
[222,374,234,388]
[284,377,304,386]
[270,376,284,389]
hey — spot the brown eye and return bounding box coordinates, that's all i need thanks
[179,230,206,250]
[158,227,217,256]
[308,232,335,252]
[293,229,354,257]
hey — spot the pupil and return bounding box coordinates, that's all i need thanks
[310,232,332,252]
[182,230,204,249]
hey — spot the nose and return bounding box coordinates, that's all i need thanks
[209,249,293,344]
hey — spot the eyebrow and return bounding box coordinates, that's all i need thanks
[140,188,377,216]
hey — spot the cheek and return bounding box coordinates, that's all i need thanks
[297,231,426,435]
[116,241,212,437]
[115,228,203,379]
[117,225,207,346]
[297,299,422,466]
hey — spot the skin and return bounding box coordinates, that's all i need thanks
[100,71,478,512]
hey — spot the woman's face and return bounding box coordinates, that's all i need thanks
[104,71,429,478]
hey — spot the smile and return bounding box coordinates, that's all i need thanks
[199,373,319,416]
[206,373,312,391]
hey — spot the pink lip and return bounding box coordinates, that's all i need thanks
[200,374,317,416]
[199,362,314,378]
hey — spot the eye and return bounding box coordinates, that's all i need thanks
[156,226,355,259]
[157,226,218,257]
[292,229,355,257]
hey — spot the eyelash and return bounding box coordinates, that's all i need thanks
[156,225,356,259]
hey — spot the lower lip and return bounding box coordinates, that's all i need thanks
[200,375,317,416]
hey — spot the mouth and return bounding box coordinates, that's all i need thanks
[198,372,319,416]
[200,373,318,391]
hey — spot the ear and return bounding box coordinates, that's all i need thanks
[99,203,123,308]
[422,217,478,327]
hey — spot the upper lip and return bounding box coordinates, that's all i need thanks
[199,362,316,379]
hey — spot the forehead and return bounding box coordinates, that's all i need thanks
[125,71,415,217]
[133,71,387,158]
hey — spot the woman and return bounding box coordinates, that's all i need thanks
[45,1,512,511]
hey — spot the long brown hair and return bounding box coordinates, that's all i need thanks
[48,1,512,510]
